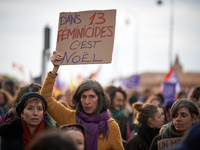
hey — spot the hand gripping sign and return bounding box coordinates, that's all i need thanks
[55,9,116,65]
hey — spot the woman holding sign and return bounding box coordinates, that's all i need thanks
[149,99,199,150]
[40,51,124,150]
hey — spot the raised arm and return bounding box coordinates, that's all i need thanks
[50,51,63,74]
[40,51,76,125]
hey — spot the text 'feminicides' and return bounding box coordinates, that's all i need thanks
[55,9,116,65]
[57,13,114,41]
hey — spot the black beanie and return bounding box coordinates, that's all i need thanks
[16,92,47,117]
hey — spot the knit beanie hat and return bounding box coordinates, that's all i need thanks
[16,92,47,117]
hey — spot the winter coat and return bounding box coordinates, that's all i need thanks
[149,122,183,150]
[0,118,52,150]
[125,125,159,150]
[41,72,125,150]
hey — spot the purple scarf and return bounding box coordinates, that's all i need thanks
[76,109,110,150]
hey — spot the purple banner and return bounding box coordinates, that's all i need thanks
[162,82,176,102]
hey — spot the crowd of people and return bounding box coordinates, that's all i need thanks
[0,51,200,150]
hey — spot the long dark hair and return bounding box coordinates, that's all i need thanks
[71,79,110,115]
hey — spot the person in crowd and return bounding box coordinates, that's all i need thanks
[3,83,42,122]
[157,104,171,135]
[156,93,165,105]
[57,94,70,108]
[176,91,187,99]
[40,51,124,150]
[158,104,169,125]
[60,123,87,150]
[127,93,138,133]
[130,101,144,134]
[65,89,73,104]
[125,102,164,150]
[138,88,152,103]
[27,129,77,150]
[3,83,56,126]
[145,94,163,106]
[149,98,199,150]
[0,89,13,121]
[159,123,169,135]
[189,86,200,120]
[167,122,200,150]
[145,95,169,125]
[2,79,16,97]
[189,86,200,103]
[105,85,131,146]
[146,94,169,133]
[164,100,174,123]
[0,92,53,150]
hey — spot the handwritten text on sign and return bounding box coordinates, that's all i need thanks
[55,9,116,65]
[157,137,182,150]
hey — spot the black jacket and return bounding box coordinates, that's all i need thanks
[0,118,52,150]
[125,125,159,150]
[149,122,183,150]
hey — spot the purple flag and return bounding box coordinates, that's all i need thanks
[120,75,140,90]
[162,82,176,102]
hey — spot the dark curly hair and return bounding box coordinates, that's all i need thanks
[105,85,127,110]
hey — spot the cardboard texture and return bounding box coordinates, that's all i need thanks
[157,137,182,150]
[55,9,116,65]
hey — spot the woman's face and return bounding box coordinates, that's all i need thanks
[65,130,84,150]
[150,108,164,129]
[158,107,165,122]
[21,99,44,126]
[112,92,124,111]
[173,107,197,134]
[81,89,98,115]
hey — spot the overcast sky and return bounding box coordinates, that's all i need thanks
[0,0,200,87]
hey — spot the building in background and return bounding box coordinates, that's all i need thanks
[138,55,200,93]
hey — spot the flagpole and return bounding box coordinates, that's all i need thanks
[157,0,174,70]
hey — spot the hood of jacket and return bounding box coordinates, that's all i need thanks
[161,122,183,139]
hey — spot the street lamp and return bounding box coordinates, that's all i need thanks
[157,0,174,69]
[157,0,162,5]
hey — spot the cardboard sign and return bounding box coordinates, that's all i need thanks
[55,9,116,65]
[157,137,182,150]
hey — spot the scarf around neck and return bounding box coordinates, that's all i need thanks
[76,109,110,150]
[110,107,126,119]
[21,118,45,149]
[161,122,183,139]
